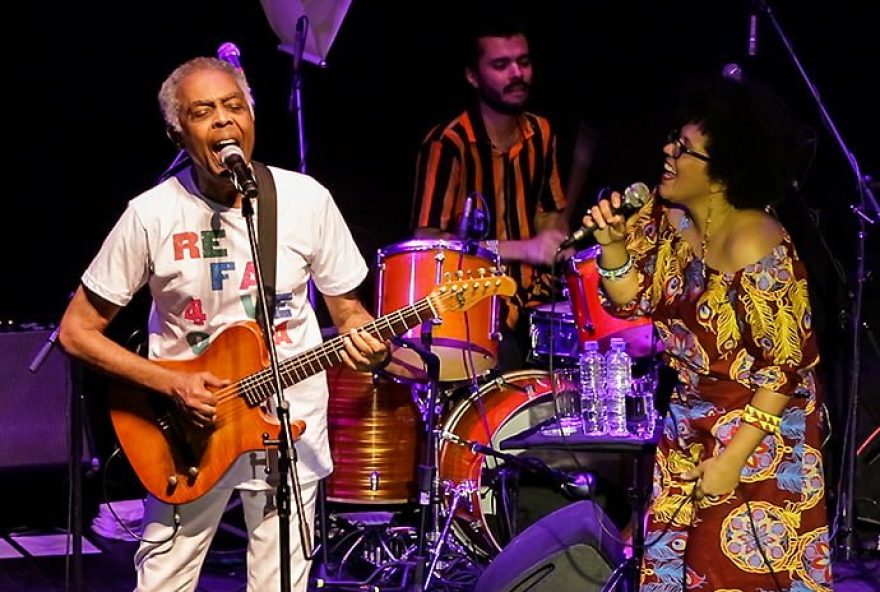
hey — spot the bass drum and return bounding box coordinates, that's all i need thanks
[437,370,632,558]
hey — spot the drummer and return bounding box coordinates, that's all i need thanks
[410,7,570,371]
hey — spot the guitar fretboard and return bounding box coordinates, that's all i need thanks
[237,296,437,405]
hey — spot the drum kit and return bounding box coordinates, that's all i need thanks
[317,238,662,591]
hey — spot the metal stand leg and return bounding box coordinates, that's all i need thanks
[425,480,476,588]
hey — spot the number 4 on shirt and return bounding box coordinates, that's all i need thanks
[183,298,207,325]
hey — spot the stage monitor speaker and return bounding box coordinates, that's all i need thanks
[476,500,625,592]
[0,330,91,470]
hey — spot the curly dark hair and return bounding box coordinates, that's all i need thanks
[674,76,808,210]
[460,1,530,69]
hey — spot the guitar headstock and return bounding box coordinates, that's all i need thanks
[429,268,516,314]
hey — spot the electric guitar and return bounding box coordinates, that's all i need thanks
[109,273,516,504]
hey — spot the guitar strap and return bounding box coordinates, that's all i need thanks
[252,161,277,325]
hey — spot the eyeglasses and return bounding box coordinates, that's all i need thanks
[666,130,711,162]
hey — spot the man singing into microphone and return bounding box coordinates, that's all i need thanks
[411,5,570,371]
[58,56,389,591]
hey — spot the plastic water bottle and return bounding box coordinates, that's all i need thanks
[604,338,631,436]
[626,374,657,439]
[578,341,606,434]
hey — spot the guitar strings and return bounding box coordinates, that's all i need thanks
[205,282,493,427]
[206,293,444,417]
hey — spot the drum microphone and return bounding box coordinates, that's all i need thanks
[558,181,651,250]
[457,192,479,239]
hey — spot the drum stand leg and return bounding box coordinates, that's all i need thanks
[600,450,650,592]
[408,352,442,592]
[424,480,476,588]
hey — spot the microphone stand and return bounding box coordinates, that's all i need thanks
[756,0,879,560]
[283,13,331,572]
[240,192,312,592]
[29,300,85,592]
[285,14,323,346]
[289,14,309,175]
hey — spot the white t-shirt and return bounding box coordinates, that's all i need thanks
[82,165,368,487]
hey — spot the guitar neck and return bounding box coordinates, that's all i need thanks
[238,296,437,406]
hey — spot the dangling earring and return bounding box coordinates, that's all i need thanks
[700,196,714,272]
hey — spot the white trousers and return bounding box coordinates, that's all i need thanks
[133,480,318,592]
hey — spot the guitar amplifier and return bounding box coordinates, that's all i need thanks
[0,329,92,470]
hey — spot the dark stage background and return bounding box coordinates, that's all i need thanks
[3,0,879,545]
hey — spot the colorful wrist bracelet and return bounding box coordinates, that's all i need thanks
[596,253,634,281]
[742,403,782,435]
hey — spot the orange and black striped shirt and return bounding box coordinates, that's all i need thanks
[411,106,566,327]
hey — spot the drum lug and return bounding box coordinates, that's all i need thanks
[491,331,503,341]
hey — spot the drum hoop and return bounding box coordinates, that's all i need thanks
[377,239,497,263]
[442,369,552,433]
[529,302,574,320]
[568,243,601,269]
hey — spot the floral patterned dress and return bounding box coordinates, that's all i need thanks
[603,198,832,591]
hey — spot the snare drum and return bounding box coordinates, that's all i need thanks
[376,239,501,382]
[527,301,580,365]
[565,245,659,358]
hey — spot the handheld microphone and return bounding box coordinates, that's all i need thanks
[558,181,651,250]
[218,144,259,199]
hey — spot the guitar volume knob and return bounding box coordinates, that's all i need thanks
[167,475,178,487]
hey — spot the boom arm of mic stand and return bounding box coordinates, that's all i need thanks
[443,432,578,491]
[759,1,878,560]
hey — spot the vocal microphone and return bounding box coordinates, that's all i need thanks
[217,42,244,71]
[218,144,259,199]
[292,15,309,74]
[558,181,651,250]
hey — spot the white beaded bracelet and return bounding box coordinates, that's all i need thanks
[596,253,634,281]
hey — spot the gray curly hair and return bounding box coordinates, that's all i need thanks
[158,57,254,133]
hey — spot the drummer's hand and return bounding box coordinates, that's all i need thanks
[582,192,627,246]
[340,328,390,372]
[524,229,572,265]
